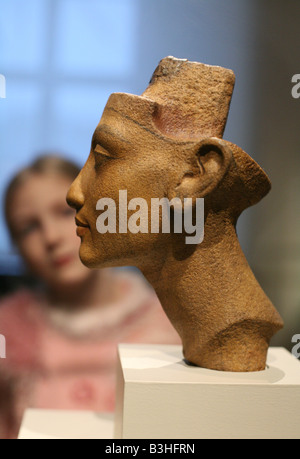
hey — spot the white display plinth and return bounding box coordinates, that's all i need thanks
[18,410,114,440]
[115,345,300,439]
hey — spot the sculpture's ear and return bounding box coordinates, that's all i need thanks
[175,137,233,199]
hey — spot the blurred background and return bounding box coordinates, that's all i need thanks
[0,0,299,350]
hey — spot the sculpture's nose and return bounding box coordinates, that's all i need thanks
[66,173,85,212]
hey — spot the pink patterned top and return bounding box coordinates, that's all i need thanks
[0,270,180,439]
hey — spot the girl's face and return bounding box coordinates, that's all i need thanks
[9,173,91,290]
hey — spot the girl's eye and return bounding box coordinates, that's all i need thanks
[53,206,75,219]
[61,207,75,217]
[18,222,39,238]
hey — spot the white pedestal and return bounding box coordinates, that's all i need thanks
[18,410,114,440]
[114,345,300,439]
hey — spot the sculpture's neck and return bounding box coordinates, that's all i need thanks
[141,212,283,372]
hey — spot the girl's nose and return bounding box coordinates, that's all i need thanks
[42,220,62,249]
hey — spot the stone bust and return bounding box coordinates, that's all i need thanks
[67,57,283,372]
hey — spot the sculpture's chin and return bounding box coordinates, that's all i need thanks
[79,244,124,270]
[78,246,102,269]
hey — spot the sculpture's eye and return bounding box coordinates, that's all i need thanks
[94,144,113,159]
[94,144,114,169]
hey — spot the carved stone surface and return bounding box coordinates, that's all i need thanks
[67,57,284,372]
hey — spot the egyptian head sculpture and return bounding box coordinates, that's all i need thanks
[67,57,283,372]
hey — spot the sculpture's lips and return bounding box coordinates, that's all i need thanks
[75,217,89,228]
[75,217,90,237]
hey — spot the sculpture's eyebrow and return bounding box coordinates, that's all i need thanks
[91,125,131,152]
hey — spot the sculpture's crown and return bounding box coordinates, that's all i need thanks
[142,56,235,140]
[105,57,235,142]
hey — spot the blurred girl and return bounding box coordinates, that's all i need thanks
[0,155,179,439]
